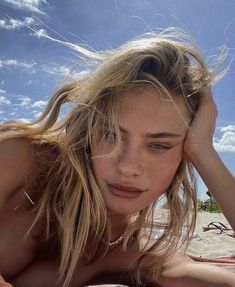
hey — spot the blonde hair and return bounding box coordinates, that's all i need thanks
[0,28,225,286]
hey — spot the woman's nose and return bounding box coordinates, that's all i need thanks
[116,143,143,177]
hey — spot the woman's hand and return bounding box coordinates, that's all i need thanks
[0,275,13,287]
[182,87,235,231]
[183,86,218,160]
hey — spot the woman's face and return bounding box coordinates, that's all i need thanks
[91,85,191,215]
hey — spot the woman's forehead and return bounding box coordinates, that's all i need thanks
[117,85,190,116]
[113,85,191,134]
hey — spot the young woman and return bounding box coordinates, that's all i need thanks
[0,28,235,287]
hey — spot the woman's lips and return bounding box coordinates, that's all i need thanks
[107,183,144,199]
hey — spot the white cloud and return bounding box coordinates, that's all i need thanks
[219,131,235,145]
[0,59,36,72]
[75,69,90,79]
[42,64,90,80]
[2,0,48,15]
[214,125,235,153]
[26,80,32,86]
[18,96,32,107]
[9,112,16,116]
[31,100,47,108]
[42,65,72,77]
[33,28,48,38]
[33,112,42,118]
[0,95,11,105]
[219,125,235,133]
[0,88,7,95]
[0,89,11,105]
[17,118,32,123]
[0,17,35,30]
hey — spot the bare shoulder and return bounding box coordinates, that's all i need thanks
[0,137,32,208]
[0,137,32,159]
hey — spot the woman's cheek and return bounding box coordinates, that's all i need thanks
[148,148,183,185]
[151,145,183,167]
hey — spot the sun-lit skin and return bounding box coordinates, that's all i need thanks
[91,85,192,219]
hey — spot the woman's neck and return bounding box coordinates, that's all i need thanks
[108,212,129,241]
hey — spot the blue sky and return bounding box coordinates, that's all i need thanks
[0,0,234,200]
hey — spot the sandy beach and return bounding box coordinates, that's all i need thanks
[154,209,235,258]
[187,211,235,258]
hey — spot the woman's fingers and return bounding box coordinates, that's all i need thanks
[198,87,217,116]
[183,86,218,159]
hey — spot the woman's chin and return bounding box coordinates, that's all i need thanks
[106,203,144,217]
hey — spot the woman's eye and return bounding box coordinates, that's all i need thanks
[148,143,171,150]
[104,131,117,143]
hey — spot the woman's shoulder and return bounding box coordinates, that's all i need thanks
[30,139,60,176]
[0,136,59,179]
[0,136,32,156]
[0,137,33,208]
[0,137,60,207]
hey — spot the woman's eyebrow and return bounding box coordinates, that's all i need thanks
[145,132,183,138]
[119,126,183,138]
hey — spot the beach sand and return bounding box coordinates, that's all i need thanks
[188,211,235,258]
[154,209,235,258]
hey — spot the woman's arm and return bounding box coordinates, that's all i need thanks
[160,261,235,287]
[158,252,235,287]
[183,87,235,231]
